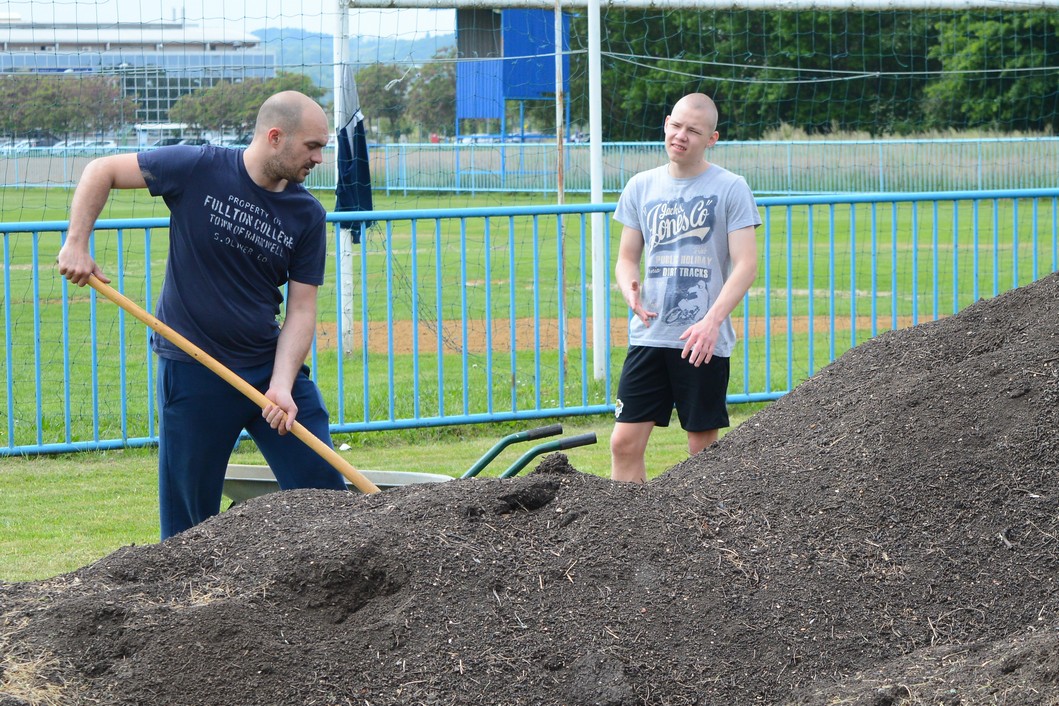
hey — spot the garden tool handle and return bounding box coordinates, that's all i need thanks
[556,432,597,450]
[498,432,598,479]
[524,423,563,440]
[86,275,380,494]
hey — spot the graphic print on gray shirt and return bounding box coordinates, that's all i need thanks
[614,163,761,357]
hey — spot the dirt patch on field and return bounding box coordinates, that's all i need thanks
[317,316,630,353]
[2,273,1058,705]
[319,315,921,354]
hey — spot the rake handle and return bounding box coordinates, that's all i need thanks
[86,275,379,495]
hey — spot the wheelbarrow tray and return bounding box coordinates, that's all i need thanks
[223,464,453,504]
[223,424,597,504]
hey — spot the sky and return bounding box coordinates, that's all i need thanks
[0,0,456,38]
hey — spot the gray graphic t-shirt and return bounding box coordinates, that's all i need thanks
[614,163,760,356]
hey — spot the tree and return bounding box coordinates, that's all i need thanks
[168,72,326,134]
[568,9,692,141]
[169,80,254,134]
[0,74,135,139]
[709,11,939,138]
[925,11,1059,133]
[569,9,939,141]
[354,64,408,139]
[406,48,457,137]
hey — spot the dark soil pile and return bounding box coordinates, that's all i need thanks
[3,273,1059,706]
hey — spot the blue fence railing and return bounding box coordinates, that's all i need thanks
[1,188,1058,455]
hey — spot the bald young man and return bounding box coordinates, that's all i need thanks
[58,91,348,538]
[610,93,761,483]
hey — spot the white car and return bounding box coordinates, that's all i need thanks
[51,139,118,152]
[0,140,33,152]
[51,140,89,151]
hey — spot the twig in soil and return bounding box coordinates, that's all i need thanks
[1027,520,1057,544]
[928,616,942,645]
[564,559,578,583]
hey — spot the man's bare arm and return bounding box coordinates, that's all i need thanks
[58,154,148,286]
[615,224,657,325]
[261,280,319,433]
[679,225,758,366]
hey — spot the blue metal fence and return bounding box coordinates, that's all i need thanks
[1,188,1057,455]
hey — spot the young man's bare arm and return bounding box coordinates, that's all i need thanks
[615,224,657,325]
[679,225,758,366]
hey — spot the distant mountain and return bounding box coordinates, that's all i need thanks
[252,27,455,98]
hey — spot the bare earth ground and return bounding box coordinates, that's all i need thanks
[2,273,1059,705]
[319,315,902,354]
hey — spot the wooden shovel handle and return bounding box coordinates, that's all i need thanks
[86,274,380,495]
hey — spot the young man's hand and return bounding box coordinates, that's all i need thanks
[626,280,658,326]
[679,314,721,366]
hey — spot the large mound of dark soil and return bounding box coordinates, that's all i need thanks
[3,273,1059,706]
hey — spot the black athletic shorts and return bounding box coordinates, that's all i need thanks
[614,345,730,432]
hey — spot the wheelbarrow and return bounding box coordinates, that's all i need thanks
[222,423,597,504]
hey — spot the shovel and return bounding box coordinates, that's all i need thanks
[86,274,380,495]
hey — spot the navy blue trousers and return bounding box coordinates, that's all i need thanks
[156,357,347,539]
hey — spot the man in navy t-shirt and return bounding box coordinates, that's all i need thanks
[58,91,348,539]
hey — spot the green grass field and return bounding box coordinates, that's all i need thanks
[1,184,1056,583]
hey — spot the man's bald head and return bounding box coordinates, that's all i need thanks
[243,90,330,190]
[663,92,721,177]
[672,93,719,134]
[253,91,325,138]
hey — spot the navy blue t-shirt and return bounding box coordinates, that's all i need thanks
[138,145,327,367]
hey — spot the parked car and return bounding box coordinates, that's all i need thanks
[459,134,497,144]
[51,140,89,151]
[24,130,59,147]
[2,131,59,149]
[217,134,251,147]
[149,137,210,147]
[1,137,59,151]
[51,139,119,152]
